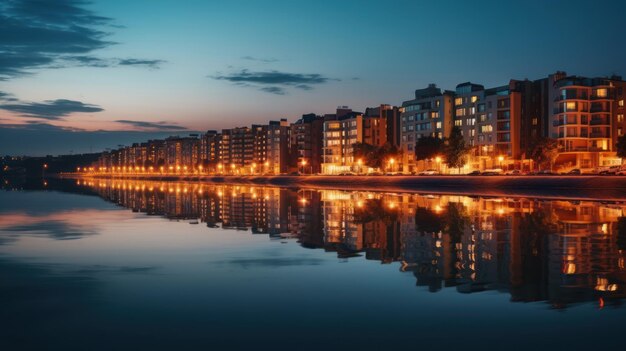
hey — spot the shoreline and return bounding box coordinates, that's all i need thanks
[60,174,626,202]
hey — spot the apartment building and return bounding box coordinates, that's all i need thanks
[291,113,324,174]
[266,119,292,174]
[400,84,454,172]
[551,74,626,169]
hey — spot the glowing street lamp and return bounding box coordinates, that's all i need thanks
[498,155,504,169]
[435,156,442,173]
[300,159,307,174]
[357,158,363,174]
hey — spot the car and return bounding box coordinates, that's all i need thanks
[505,170,522,176]
[481,168,503,176]
[466,170,481,176]
[536,169,555,175]
[418,169,439,176]
[566,168,581,175]
[616,165,626,176]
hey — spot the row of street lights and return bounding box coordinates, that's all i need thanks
[78,160,285,176]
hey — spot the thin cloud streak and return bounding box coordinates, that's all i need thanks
[115,120,188,131]
[212,69,338,95]
[0,99,104,120]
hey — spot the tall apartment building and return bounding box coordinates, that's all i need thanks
[230,127,254,168]
[291,113,324,174]
[322,107,387,174]
[252,124,268,168]
[164,136,199,169]
[551,74,626,169]
[365,104,400,147]
[400,84,454,173]
[200,130,220,167]
[266,119,292,174]
[322,110,363,174]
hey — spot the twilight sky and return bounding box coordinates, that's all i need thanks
[1,0,626,155]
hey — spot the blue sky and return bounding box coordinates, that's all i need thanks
[1,0,626,155]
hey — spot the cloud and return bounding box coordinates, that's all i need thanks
[117,58,166,69]
[0,99,103,120]
[115,119,188,131]
[241,55,278,63]
[212,69,338,95]
[0,0,165,79]
[0,90,17,101]
[259,86,286,95]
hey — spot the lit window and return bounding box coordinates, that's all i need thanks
[455,120,463,126]
[596,88,608,98]
[455,97,463,106]
[471,95,478,103]
[618,114,624,123]
[619,100,624,107]
[532,118,538,125]
[566,102,576,111]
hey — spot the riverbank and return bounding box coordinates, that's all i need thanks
[61,174,626,201]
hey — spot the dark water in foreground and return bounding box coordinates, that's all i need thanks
[1,178,625,350]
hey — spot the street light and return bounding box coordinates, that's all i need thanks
[498,155,504,169]
[388,158,395,173]
[300,159,307,174]
[357,158,363,174]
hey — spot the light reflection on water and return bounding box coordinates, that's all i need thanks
[1,178,625,349]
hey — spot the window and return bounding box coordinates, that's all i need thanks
[467,118,476,126]
[618,114,624,123]
[596,88,608,98]
[481,125,493,133]
[456,108,466,117]
[471,95,478,103]
[619,100,624,107]
[619,128,623,136]
[455,120,463,127]
[455,97,463,106]
[532,117,538,126]
[436,121,442,129]
[566,101,576,111]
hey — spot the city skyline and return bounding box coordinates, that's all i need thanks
[3,0,626,155]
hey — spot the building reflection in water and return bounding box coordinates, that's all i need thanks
[78,178,626,309]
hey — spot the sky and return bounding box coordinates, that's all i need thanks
[1,0,626,155]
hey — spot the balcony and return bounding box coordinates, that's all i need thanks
[589,132,609,138]
[590,118,610,126]
[590,94,611,100]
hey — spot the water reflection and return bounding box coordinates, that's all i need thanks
[71,178,626,310]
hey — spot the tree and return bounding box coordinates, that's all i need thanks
[353,142,402,170]
[444,126,471,173]
[616,134,626,162]
[529,136,558,171]
[352,142,379,168]
[414,136,445,161]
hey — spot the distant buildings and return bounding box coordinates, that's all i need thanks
[89,70,626,175]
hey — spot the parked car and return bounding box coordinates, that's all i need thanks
[466,170,481,176]
[566,168,581,175]
[536,169,555,175]
[505,170,522,176]
[481,168,503,176]
[418,169,439,176]
[616,165,626,176]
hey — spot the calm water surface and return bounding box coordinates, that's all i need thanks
[1,178,625,350]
